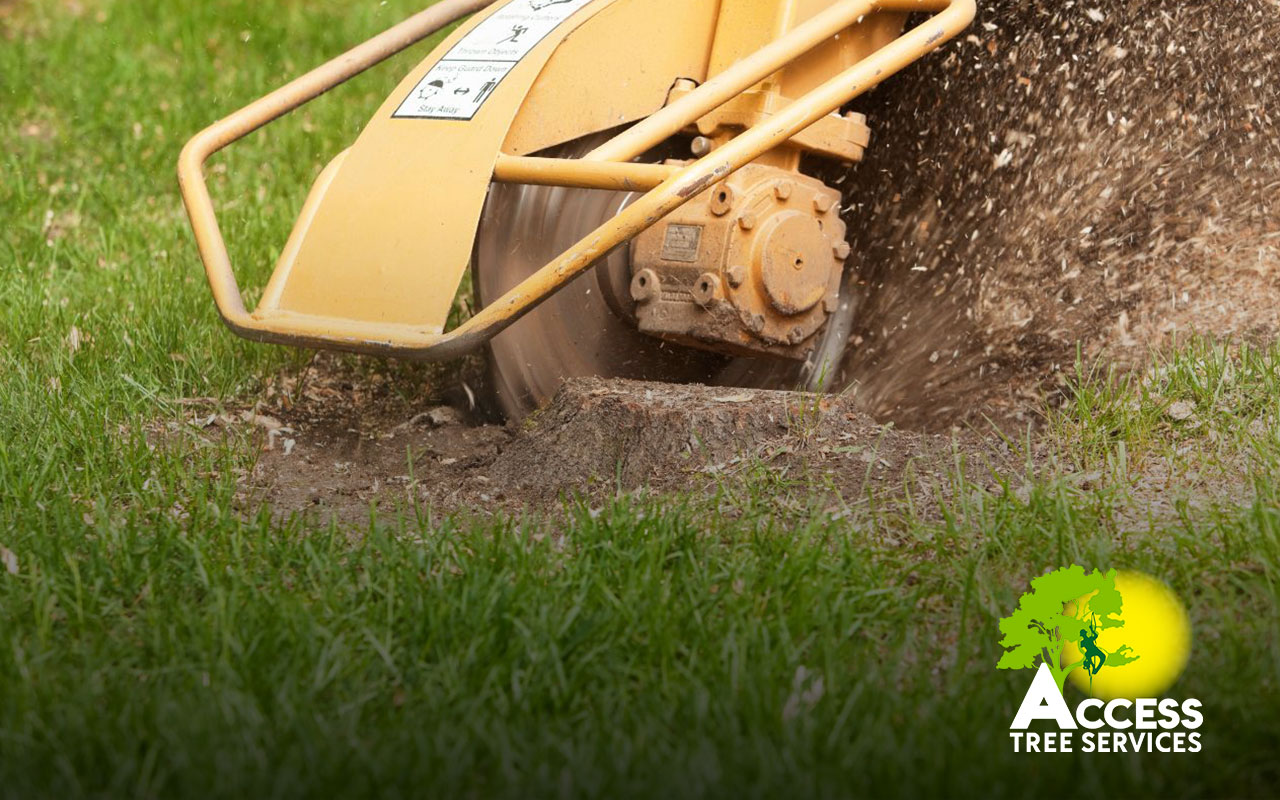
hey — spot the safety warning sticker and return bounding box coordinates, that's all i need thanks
[394,0,596,121]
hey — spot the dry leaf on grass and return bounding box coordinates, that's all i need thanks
[1167,401,1198,422]
[0,545,18,576]
[65,325,86,353]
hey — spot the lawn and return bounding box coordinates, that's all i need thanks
[2,1,1278,798]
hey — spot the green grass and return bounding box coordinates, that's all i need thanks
[2,1,1279,798]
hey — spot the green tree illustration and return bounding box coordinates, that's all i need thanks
[997,566,1139,694]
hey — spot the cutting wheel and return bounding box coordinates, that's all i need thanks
[473,134,857,420]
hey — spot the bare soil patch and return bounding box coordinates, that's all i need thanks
[229,356,994,522]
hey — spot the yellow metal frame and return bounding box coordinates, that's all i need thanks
[179,0,975,361]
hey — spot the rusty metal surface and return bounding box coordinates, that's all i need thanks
[629,164,847,358]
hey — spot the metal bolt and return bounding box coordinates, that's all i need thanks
[774,181,793,201]
[789,326,808,345]
[691,136,714,157]
[726,264,747,289]
[742,312,768,332]
[738,212,757,231]
[710,185,734,216]
[833,241,852,261]
[691,273,721,308]
[813,194,835,214]
[630,269,660,303]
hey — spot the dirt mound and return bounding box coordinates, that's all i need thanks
[235,358,982,520]
[830,0,1280,429]
[486,378,956,504]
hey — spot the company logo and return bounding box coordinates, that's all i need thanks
[997,567,1200,754]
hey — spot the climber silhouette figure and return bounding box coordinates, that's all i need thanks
[1079,619,1107,676]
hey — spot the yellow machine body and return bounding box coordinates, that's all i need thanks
[179,0,976,360]
[262,0,621,338]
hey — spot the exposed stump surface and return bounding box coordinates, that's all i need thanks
[487,378,945,503]
[225,363,991,523]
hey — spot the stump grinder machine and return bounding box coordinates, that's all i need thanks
[180,0,975,418]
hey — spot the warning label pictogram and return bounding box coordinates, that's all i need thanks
[394,0,596,121]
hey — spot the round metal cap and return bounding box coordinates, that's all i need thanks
[754,211,833,316]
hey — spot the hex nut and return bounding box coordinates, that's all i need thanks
[774,181,794,201]
[833,240,852,261]
[738,212,757,231]
[726,264,748,289]
[813,194,835,214]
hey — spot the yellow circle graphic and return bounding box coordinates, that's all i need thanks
[1062,571,1191,700]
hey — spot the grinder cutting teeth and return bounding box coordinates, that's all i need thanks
[180,0,976,419]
